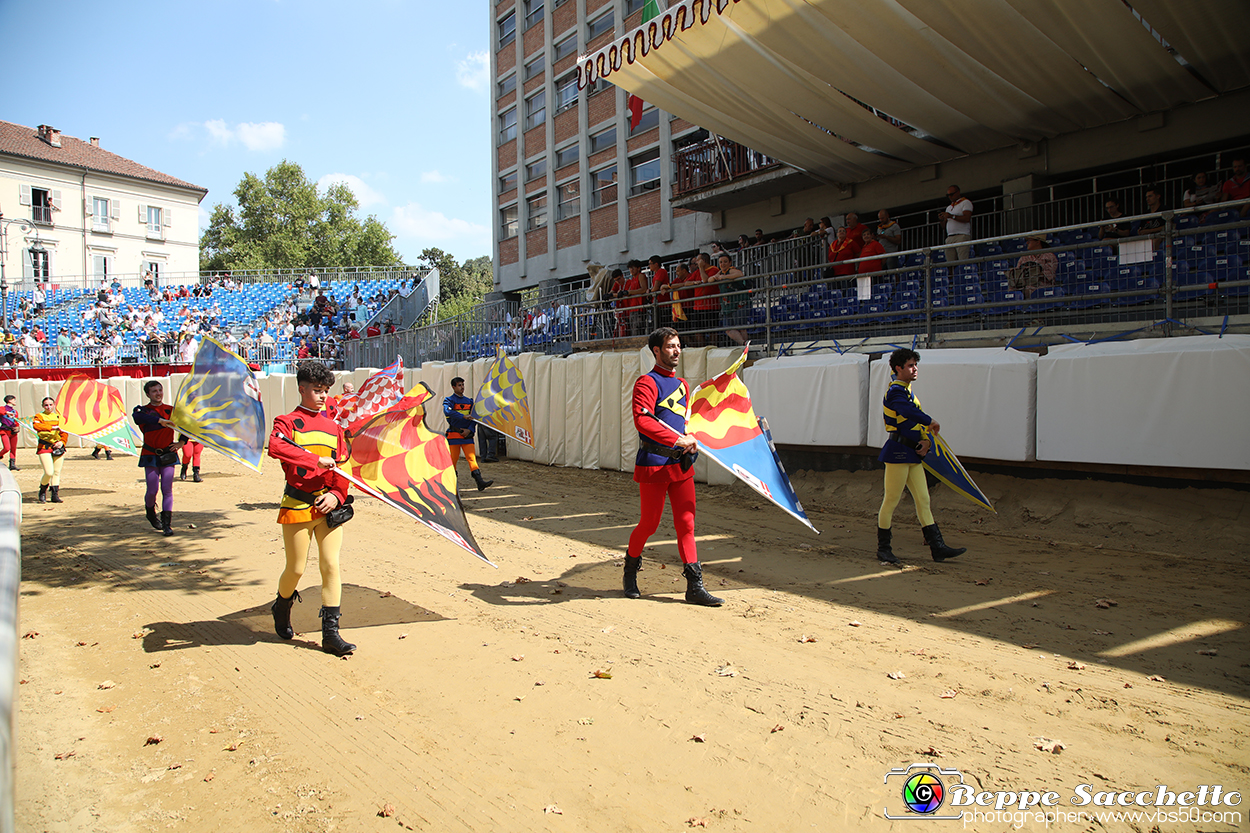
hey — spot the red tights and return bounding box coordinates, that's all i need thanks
[181,441,203,466]
[628,477,698,564]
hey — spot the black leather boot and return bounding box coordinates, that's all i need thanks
[180,464,188,481]
[50,486,63,504]
[623,555,642,599]
[160,510,173,537]
[105,449,113,461]
[146,504,161,530]
[91,448,100,459]
[877,527,899,564]
[319,606,356,656]
[38,485,47,504]
[682,562,723,606]
[471,469,493,491]
[8,458,18,471]
[922,523,966,562]
[192,466,202,483]
[270,590,301,640]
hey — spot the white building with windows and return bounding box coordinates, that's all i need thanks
[0,120,206,289]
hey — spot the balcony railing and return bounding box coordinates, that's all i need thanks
[31,205,52,225]
[672,138,781,197]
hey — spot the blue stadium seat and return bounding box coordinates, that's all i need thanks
[1071,280,1112,310]
[1030,286,1067,311]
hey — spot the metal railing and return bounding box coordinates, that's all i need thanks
[672,137,781,196]
[349,201,1249,367]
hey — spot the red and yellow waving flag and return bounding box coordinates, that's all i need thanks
[339,382,493,567]
[687,346,817,533]
[55,374,138,456]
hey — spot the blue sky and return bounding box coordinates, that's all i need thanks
[1,0,492,264]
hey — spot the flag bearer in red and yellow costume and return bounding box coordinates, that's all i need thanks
[267,361,356,656]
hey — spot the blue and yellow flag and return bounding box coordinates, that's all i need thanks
[687,346,817,534]
[171,337,266,472]
[471,346,534,447]
[921,432,995,513]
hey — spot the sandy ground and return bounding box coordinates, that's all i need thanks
[13,451,1250,832]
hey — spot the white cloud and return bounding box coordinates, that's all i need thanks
[420,170,452,184]
[193,119,286,151]
[317,173,386,208]
[236,122,286,151]
[390,202,490,251]
[455,51,490,92]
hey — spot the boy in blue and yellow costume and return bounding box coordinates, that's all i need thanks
[444,377,493,492]
[876,348,966,564]
[267,361,355,656]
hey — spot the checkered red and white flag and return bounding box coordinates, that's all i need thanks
[335,357,404,437]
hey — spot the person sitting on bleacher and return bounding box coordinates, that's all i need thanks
[1098,197,1133,247]
[1221,157,1249,216]
[1009,234,1058,297]
[1135,186,1166,248]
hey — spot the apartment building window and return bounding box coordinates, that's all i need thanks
[144,261,163,282]
[526,158,547,182]
[587,10,614,41]
[500,170,518,193]
[625,0,648,14]
[143,205,165,238]
[498,73,517,97]
[525,90,546,130]
[588,75,612,96]
[526,192,548,230]
[590,125,616,154]
[524,0,544,29]
[27,248,50,280]
[555,144,579,169]
[21,186,56,225]
[591,165,617,208]
[91,196,115,232]
[524,54,545,81]
[629,148,661,196]
[556,181,580,221]
[498,11,516,47]
[91,253,114,280]
[501,204,519,239]
[555,72,578,114]
[553,34,577,63]
[499,106,518,142]
[553,0,570,7]
[630,107,659,134]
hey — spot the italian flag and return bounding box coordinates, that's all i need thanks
[627,0,662,130]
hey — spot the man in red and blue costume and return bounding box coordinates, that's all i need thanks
[623,327,722,606]
[444,377,493,492]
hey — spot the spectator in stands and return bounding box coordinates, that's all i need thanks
[1221,157,1249,216]
[690,253,721,346]
[621,260,649,336]
[857,227,887,300]
[876,209,902,268]
[177,334,196,363]
[365,321,381,338]
[608,268,628,338]
[752,229,765,247]
[1183,171,1220,218]
[648,255,674,328]
[843,212,868,242]
[1098,197,1132,245]
[791,218,817,239]
[817,217,837,250]
[532,306,550,337]
[830,226,861,279]
[383,319,396,335]
[736,234,751,250]
[259,330,276,359]
[669,262,692,332]
[1008,234,1058,297]
[33,283,45,314]
[1135,186,1166,246]
[56,329,71,366]
[939,185,974,261]
[717,253,750,346]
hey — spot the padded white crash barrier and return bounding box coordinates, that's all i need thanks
[599,352,623,470]
[1037,335,1250,470]
[868,348,1038,462]
[744,352,870,447]
[580,352,603,470]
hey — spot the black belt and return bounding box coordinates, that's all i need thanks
[284,484,328,503]
[639,439,683,459]
[888,431,921,449]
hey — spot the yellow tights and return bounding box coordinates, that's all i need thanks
[278,518,344,606]
[877,462,935,529]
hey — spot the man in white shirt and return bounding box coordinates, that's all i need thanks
[938,184,974,263]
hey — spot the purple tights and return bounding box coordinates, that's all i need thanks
[145,465,175,512]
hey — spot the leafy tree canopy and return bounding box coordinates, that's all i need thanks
[199,160,404,272]
[415,248,495,321]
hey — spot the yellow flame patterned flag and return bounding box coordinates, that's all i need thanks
[54,374,139,456]
[171,337,266,472]
[471,346,534,448]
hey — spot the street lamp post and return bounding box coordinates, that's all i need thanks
[0,212,44,332]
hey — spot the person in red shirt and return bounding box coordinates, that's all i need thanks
[623,327,722,606]
[668,262,692,332]
[690,252,720,346]
[365,322,381,338]
[132,380,187,536]
[648,255,672,327]
[856,227,887,299]
[843,212,868,243]
[267,361,355,656]
[620,260,648,336]
[1221,157,1250,216]
[830,227,862,279]
[347,326,360,340]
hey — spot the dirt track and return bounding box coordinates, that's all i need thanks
[15,453,1250,832]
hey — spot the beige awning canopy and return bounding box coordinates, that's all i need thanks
[578,0,1249,184]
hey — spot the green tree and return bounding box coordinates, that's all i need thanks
[416,248,494,320]
[199,160,404,272]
